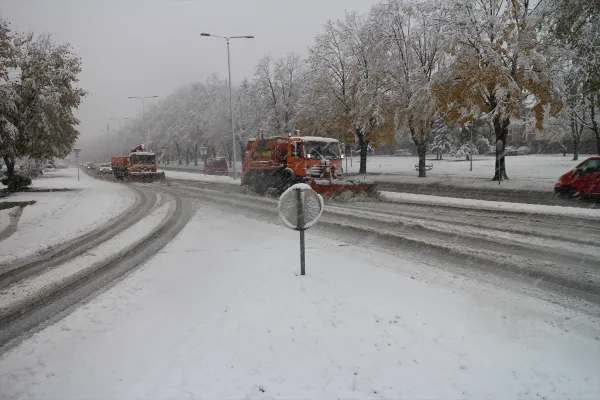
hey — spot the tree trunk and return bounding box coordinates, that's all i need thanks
[175,143,181,165]
[571,117,581,161]
[194,143,198,166]
[239,143,246,164]
[439,151,443,160]
[185,148,189,165]
[3,156,14,180]
[356,129,368,174]
[3,156,15,187]
[415,140,427,177]
[3,156,19,192]
[590,94,599,155]
[492,115,510,181]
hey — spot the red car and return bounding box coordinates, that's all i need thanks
[203,157,229,176]
[555,156,600,198]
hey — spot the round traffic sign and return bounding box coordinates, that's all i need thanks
[278,183,324,230]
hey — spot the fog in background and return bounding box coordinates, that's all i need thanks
[2,0,378,146]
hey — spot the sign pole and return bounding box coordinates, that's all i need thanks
[279,183,323,277]
[74,147,81,182]
[296,188,306,276]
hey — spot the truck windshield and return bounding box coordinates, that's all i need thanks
[304,141,341,160]
[133,154,155,165]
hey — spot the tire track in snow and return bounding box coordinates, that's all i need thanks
[0,184,193,352]
[0,185,156,290]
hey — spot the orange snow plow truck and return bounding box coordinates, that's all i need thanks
[111,144,166,182]
[241,132,376,197]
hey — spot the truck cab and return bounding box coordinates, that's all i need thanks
[111,145,163,181]
[242,135,344,193]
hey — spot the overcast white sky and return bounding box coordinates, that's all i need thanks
[2,0,378,141]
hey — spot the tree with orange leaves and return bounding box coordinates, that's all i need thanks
[434,0,561,180]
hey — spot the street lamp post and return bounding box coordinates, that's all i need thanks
[200,32,254,179]
[109,117,130,131]
[127,96,158,144]
[109,117,130,155]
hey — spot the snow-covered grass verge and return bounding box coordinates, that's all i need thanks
[348,154,593,192]
[0,168,136,264]
[0,202,171,315]
[0,205,598,399]
[381,191,600,220]
[161,169,240,185]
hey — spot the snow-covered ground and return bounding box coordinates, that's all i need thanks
[382,192,600,220]
[346,154,593,191]
[0,168,135,264]
[1,204,598,399]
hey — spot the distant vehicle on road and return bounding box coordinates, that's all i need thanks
[111,144,165,182]
[203,157,229,176]
[97,163,112,174]
[555,156,600,198]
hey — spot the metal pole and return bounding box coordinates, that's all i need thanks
[76,154,79,181]
[226,39,237,180]
[296,188,305,276]
[142,98,146,144]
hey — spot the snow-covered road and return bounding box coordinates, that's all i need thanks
[171,181,600,305]
[0,203,598,399]
[0,168,136,264]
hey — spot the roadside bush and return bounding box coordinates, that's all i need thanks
[1,173,33,191]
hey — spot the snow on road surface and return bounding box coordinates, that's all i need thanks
[382,191,600,220]
[0,168,135,264]
[160,169,240,185]
[0,201,171,315]
[1,205,598,399]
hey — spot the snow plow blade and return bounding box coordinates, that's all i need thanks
[309,179,378,199]
[126,171,166,183]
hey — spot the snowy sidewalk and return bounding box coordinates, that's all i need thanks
[0,168,136,264]
[382,191,600,220]
[0,204,598,399]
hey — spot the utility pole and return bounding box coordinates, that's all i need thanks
[200,32,254,179]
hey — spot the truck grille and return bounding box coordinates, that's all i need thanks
[307,166,343,179]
